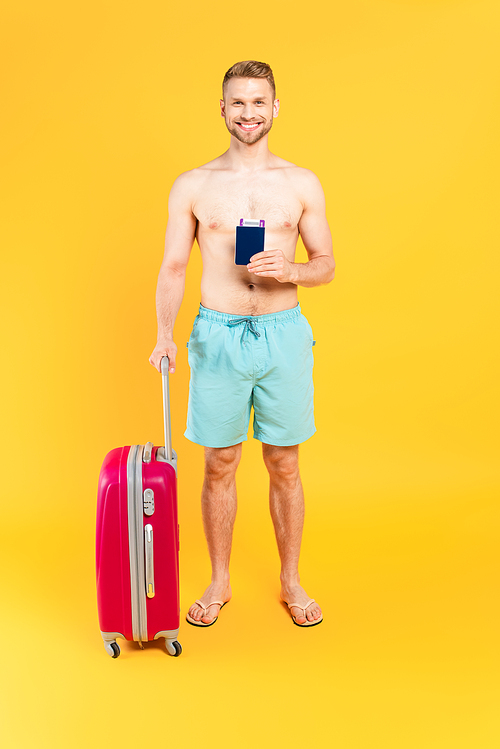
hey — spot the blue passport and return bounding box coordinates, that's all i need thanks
[235,219,265,265]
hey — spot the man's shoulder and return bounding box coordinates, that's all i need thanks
[272,161,325,210]
[172,156,226,191]
[172,166,207,188]
[272,158,321,186]
[168,168,209,208]
[286,164,321,183]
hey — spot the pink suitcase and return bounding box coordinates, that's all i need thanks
[96,357,181,657]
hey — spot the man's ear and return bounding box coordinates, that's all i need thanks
[220,99,225,117]
[273,99,280,118]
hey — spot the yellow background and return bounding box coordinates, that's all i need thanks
[1,1,499,746]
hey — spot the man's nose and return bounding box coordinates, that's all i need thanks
[241,104,256,120]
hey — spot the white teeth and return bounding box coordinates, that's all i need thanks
[239,123,260,130]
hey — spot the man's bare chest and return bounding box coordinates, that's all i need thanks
[193,178,303,233]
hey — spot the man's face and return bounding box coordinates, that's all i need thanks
[220,77,279,145]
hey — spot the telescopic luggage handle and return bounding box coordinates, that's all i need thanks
[160,356,173,462]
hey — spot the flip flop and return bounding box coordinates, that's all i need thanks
[283,598,323,627]
[186,599,228,627]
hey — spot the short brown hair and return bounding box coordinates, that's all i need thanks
[222,60,276,100]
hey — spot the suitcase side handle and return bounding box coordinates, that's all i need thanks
[160,356,173,462]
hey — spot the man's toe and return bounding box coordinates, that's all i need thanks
[201,604,218,623]
[190,605,203,621]
[292,608,306,624]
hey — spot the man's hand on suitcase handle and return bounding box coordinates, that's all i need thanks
[149,339,177,373]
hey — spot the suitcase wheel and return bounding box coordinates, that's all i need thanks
[104,640,121,658]
[165,639,182,657]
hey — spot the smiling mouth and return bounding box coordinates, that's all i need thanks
[236,122,262,132]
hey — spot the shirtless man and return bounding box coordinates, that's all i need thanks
[149,60,335,627]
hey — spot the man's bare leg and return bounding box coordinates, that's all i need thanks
[262,443,322,624]
[187,443,241,624]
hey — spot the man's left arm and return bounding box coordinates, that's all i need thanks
[247,171,335,287]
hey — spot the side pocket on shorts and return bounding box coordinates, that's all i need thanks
[186,316,200,360]
[187,315,200,346]
[300,314,315,349]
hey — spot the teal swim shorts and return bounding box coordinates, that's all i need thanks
[184,304,316,448]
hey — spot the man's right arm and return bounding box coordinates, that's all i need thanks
[149,173,197,373]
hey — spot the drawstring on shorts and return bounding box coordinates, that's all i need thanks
[227,317,261,338]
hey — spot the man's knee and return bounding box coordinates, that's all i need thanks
[262,444,299,480]
[204,444,242,482]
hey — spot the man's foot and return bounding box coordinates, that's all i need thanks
[280,583,323,626]
[186,582,232,626]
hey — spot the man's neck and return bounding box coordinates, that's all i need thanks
[223,135,274,171]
